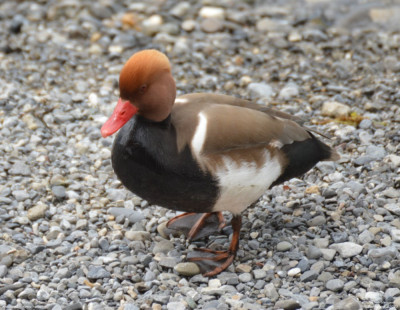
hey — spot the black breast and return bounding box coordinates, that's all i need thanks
[111,115,218,213]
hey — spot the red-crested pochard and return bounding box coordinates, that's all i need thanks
[101,49,339,276]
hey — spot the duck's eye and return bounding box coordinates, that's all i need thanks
[139,84,147,94]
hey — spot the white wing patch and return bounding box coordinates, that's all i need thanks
[213,150,282,214]
[191,112,208,156]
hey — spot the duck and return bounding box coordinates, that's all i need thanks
[101,49,339,277]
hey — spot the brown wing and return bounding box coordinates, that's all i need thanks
[171,93,311,155]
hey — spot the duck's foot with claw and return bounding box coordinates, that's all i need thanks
[186,215,242,277]
[166,212,226,241]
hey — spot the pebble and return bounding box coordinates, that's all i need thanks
[199,7,225,19]
[201,18,224,33]
[329,242,363,258]
[263,283,279,301]
[326,279,344,292]
[125,231,151,241]
[287,267,301,277]
[27,204,48,221]
[174,262,201,276]
[278,83,299,100]
[276,241,293,252]
[248,83,275,99]
[87,266,111,280]
[321,101,351,117]
[152,240,174,254]
[333,297,361,310]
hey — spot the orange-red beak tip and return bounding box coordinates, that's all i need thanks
[101,99,138,138]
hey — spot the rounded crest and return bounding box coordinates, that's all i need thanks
[119,49,171,100]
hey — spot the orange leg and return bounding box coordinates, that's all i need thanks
[188,215,242,277]
[166,212,226,241]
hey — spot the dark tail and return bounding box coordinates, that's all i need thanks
[272,133,339,187]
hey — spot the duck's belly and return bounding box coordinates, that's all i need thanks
[211,152,282,214]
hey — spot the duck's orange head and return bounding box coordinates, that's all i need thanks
[101,50,176,137]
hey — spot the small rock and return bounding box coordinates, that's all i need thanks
[12,190,30,201]
[368,247,398,264]
[181,20,196,32]
[201,18,224,33]
[394,297,400,309]
[264,283,279,301]
[300,270,318,282]
[366,145,386,160]
[199,6,225,19]
[358,230,374,245]
[236,264,252,273]
[52,186,66,200]
[125,231,151,241]
[391,229,400,242]
[87,266,111,280]
[278,83,299,100]
[329,242,362,258]
[321,249,337,261]
[326,279,344,292]
[248,83,275,99]
[19,287,36,300]
[238,272,252,283]
[174,263,201,276]
[152,240,174,254]
[27,204,48,221]
[364,291,383,303]
[321,101,350,117]
[333,297,361,310]
[276,241,292,252]
[142,15,163,36]
[307,245,323,259]
[274,299,300,310]
[287,267,301,277]
[158,257,179,269]
[9,161,31,176]
[307,215,326,227]
[385,204,400,216]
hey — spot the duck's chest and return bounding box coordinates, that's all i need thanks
[111,117,218,212]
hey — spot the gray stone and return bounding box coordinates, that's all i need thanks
[238,272,252,283]
[358,230,374,244]
[174,263,201,276]
[52,186,66,199]
[0,265,7,277]
[248,83,275,99]
[263,283,279,301]
[125,231,151,241]
[385,288,400,301]
[333,297,361,310]
[300,270,318,282]
[87,266,111,280]
[158,257,179,269]
[276,241,292,252]
[385,203,400,216]
[307,215,326,227]
[366,145,386,160]
[321,249,337,261]
[12,190,30,201]
[201,18,224,33]
[18,287,36,300]
[307,245,323,259]
[326,279,344,292]
[253,269,267,280]
[365,291,383,303]
[152,240,174,254]
[368,247,398,264]
[9,161,31,176]
[274,299,300,310]
[278,83,299,100]
[329,242,363,258]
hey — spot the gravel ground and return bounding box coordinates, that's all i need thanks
[1,0,400,309]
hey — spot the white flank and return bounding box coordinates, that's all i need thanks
[213,151,282,214]
[191,112,208,156]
